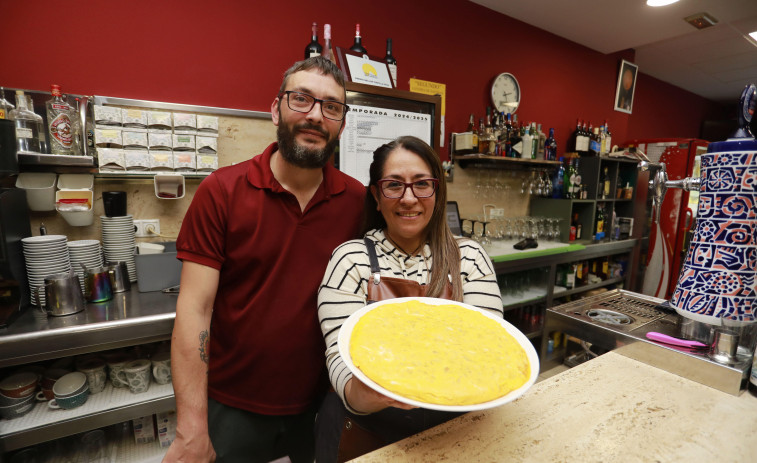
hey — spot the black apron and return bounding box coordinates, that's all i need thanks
[315,239,459,463]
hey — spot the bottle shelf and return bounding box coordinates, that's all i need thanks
[452,154,561,169]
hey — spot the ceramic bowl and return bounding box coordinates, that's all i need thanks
[48,386,89,410]
[40,368,70,390]
[52,372,88,398]
[0,391,32,407]
[0,372,39,399]
[0,394,36,419]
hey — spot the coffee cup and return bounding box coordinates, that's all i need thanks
[76,357,107,395]
[0,371,39,399]
[107,353,135,388]
[102,191,127,217]
[48,372,89,410]
[151,352,172,385]
[123,359,152,394]
[34,272,85,317]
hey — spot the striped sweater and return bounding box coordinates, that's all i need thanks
[317,228,503,412]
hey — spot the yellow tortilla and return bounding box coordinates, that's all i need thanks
[349,300,530,406]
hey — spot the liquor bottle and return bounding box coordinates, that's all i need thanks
[468,114,478,150]
[573,212,583,240]
[581,121,590,154]
[9,90,41,153]
[485,109,496,154]
[545,127,557,161]
[595,203,606,240]
[304,22,323,59]
[504,113,513,157]
[0,87,14,119]
[46,84,75,155]
[588,127,601,156]
[349,23,367,54]
[536,123,546,159]
[563,157,574,199]
[529,123,538,159]
[384,38,397,87]
[26,95,47,153]
[599,124,606,154]
[581,261,589,286]
[323,24,336,63]
[521,122,533,159]
[601,167,611,199]
[477,118,488,154]
[552,157,565,198]
[605,122,613,154]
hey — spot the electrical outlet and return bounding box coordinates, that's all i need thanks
[489,208,505,218]
[134,219,160,237]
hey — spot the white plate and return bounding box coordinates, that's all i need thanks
[21,235,67,244]
[337,296,540,412]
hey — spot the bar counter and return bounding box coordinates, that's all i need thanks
[352,352,757,462]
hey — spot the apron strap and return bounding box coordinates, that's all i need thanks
[363,238,381,286]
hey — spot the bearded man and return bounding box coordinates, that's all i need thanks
[164,56,365,463]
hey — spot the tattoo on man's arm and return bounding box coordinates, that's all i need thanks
[199,330,210,367]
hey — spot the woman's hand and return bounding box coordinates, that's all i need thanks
[344,376,416,414]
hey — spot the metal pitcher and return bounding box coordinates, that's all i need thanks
[34,272,85,317]
[83,266,113,302]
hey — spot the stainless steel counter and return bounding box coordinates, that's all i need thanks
[0,286,177,368]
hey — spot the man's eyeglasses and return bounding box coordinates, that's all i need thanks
[376,179,439,199]
[279,91,349,121]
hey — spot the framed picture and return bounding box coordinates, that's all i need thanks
[614,60,638,114]
[335,47,394,89]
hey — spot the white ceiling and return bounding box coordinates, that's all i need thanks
[471,0,757,103]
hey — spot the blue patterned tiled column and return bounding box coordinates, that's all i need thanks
[670,151,757,323]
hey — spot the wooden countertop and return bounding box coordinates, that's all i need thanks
[351,352,757,462]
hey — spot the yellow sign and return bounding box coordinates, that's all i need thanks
[409,78,446,115]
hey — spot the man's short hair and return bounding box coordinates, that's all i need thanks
[279,56,347,101]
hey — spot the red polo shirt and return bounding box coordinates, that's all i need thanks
[176,143,365,415]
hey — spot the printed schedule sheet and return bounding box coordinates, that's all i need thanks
[339,105,432,185]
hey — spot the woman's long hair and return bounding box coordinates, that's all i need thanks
[363,136,463,301]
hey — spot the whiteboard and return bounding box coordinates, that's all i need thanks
[339,105,432,185]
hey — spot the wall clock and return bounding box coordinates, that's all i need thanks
[490,73,520,114]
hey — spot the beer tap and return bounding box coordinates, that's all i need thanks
[629,152,701,224]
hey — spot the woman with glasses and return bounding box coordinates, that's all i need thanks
[316,136,503,462]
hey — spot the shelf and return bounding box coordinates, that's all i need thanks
[552,276,624,299]
[452,154,561,169]
[0,382,176,451]
[96,171,211,180]
[501,287,548,311]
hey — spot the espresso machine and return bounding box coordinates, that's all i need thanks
[0,118,32,327]
[544,84,757,395]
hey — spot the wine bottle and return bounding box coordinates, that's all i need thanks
[602,167,611,199]
[588,127,601,156]
[323,24,335,63]
[552,157,565,199]
[521,122,533,159]
[536,123,546,159]
[384,38,397,87]
[350,23,367,54]
[595,203,606,240]
[304,22,323,59]
[605,122,613,154]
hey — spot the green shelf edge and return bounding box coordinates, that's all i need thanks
[489,243,586,263]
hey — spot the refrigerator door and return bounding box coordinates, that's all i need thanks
[627,138,708,299]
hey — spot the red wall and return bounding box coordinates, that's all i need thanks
[1,0,724,159]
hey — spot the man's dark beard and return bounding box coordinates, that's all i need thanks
[277,121,339,169]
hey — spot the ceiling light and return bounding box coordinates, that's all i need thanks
[647,0,679,6]
[684,12,718,29]
[750,31,757,41]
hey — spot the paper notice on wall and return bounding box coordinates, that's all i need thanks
[339,105,432,185]
[409,78,446,147]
